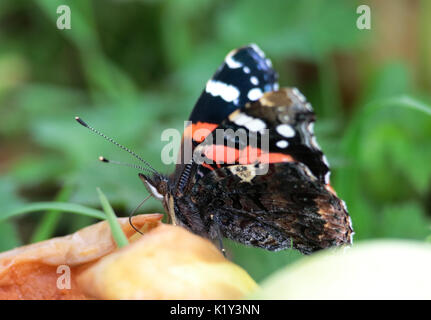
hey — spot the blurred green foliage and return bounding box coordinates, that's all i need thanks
[0,0,430,282]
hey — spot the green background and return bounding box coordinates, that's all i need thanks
[0,0,430,282]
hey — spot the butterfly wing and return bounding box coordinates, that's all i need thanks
[188,162,352,254]
[182,44,278,156]
[189,44,278,125]
[175,88,353,254]
[174,44,278,190]
[192,88,331,183]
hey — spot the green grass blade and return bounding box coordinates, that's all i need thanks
[30,185,74,243]
[0,202,106,223]
[96,187,129,248]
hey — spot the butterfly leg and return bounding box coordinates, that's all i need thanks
[212,214,226,257]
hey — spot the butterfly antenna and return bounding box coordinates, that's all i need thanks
[129,194,152,235]
[98,156,154,175]
[75,117,159,175]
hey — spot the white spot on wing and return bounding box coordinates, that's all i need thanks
[250,76,259,85]
[244,118,266,133]
[243,66,250,74]
[307,122,314,134]
[232,112,266,133]
[322,155,330,167]
[292,87,306,102]
[348,216,354,244]
[225,52,243,69]
[266,58,273,67]
[324,171,331,184]
[276,124,295,138]
[250,43,265,58]
[247,88,263,101]
[233,113,253,126]
[276,140,289,149]
[343,200,349,212]
[206,80,240,102]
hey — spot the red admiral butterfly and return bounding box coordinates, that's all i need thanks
[77,44,353,255]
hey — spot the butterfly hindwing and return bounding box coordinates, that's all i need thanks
[188,162,352,253]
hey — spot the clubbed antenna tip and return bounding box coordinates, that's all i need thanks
[98,155,155,175]
[75,116,88,127]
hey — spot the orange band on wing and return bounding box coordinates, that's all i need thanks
[203,145,294,165]
[238,146,261,164]
[262,153,294,164]
[204,145,239,163]
[184,122,218,143]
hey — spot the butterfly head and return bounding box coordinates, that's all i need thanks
[139,173,178,225]
[138,173,169,201]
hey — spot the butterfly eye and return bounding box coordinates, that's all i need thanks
[139,174,164,201]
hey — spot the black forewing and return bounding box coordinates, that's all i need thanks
[173,44,278,193]
[188,44,278,124]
